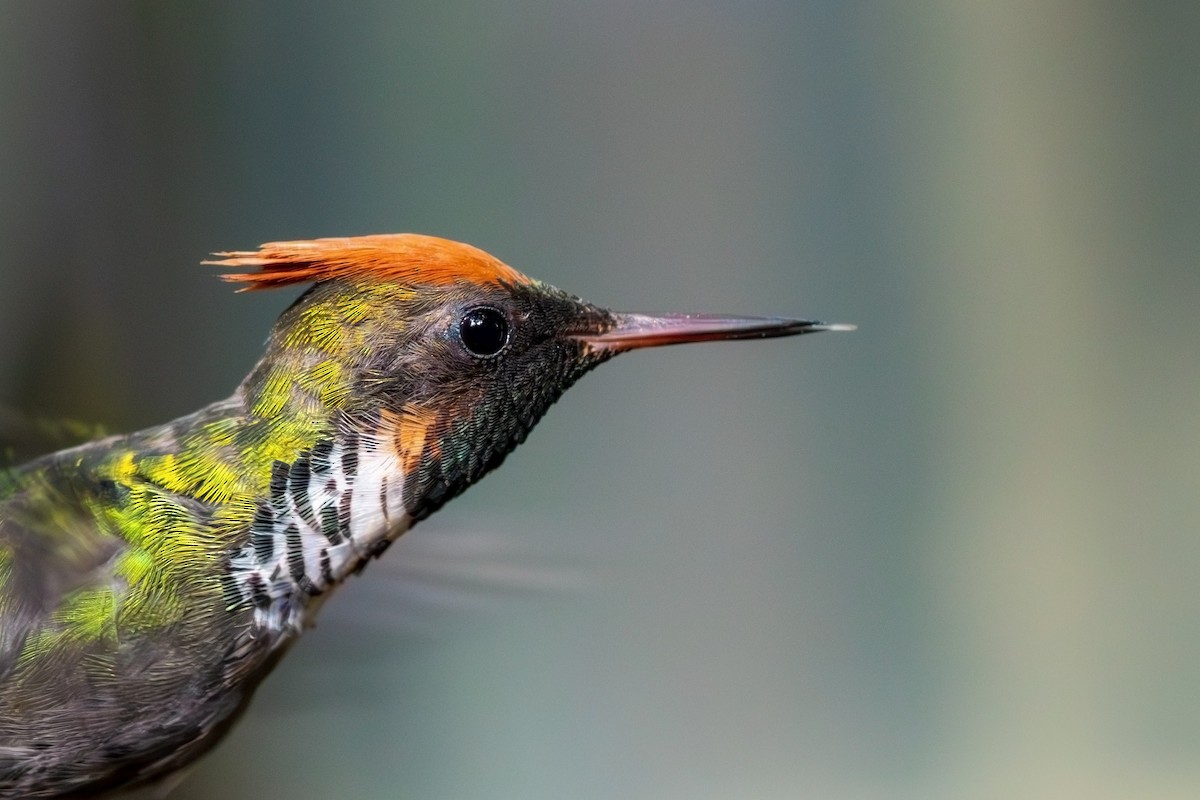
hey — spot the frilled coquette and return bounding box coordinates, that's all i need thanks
[0,234,851,798]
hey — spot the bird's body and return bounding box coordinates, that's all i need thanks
[0,234,849,797]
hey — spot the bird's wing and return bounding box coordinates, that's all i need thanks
[0,462,127,680]
[0,404,108,466]
[0,446,265,797]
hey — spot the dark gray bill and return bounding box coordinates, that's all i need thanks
[578,312,855,352]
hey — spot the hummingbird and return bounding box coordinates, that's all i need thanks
[0,234,851,798]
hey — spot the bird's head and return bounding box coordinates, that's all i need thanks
[211,234,849,518]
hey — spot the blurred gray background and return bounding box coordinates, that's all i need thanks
[2,2,1198,799]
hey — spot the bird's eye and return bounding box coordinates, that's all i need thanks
[458,306,510,357]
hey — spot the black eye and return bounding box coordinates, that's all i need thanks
[459,307,510,357]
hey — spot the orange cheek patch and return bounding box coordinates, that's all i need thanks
[380,404,442,475]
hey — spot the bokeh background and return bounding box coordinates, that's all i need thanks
[2,2,1198,799]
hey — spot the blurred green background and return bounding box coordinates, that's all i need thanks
[2,2,1198,799]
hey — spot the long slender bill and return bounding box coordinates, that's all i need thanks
[577,312,855,353]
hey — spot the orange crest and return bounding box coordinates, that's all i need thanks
[206,233,530,291]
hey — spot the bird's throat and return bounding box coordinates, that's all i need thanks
[223,422,415,635]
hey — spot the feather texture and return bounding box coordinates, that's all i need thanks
[207,233,530,290]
